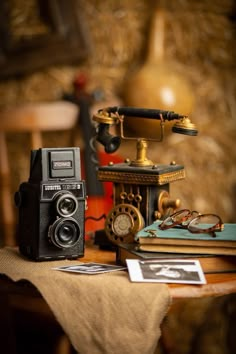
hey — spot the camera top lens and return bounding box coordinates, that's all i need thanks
[55,193,78,217]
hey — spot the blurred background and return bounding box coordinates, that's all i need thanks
[0,0,235,238]
[0,1,235,353]
[0,0,236,236]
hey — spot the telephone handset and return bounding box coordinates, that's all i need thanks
[94,106,197,154]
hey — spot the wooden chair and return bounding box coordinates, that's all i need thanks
[0,101,78,354]
[0,101,78,247]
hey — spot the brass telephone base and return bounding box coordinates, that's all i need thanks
[98,162,185,186]
[98,161,185,244]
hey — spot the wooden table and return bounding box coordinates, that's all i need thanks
[2,243,235,299]
[1,244,236,354]
[98,244,236,353]
[83,244,236,299]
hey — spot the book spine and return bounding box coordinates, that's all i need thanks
[117,247,236,273]
[138,244,236,256]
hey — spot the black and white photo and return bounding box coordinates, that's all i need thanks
[53,262,126,275]
[126,259,206,284]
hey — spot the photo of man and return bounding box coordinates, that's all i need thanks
[140,262,201,282]
[126,259,206,284]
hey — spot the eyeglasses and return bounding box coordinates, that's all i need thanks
[158,209,224,237]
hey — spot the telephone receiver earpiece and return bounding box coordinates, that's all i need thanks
[97,123,121,153]
[172,117,198,136]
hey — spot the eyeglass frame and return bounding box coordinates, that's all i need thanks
[158,209,224,238]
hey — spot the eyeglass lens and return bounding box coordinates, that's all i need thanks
[188,214,222,233]
[160,209,197,229]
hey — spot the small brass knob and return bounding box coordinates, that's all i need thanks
[162,198,181,210]
[157,190,181,219]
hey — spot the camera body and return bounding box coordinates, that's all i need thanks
[15,147,86,261]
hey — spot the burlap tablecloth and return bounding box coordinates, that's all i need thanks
[0,247,171,354]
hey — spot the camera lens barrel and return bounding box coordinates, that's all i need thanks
[48,217,81,249]
[55,193,79,217]
[48,192,82,249]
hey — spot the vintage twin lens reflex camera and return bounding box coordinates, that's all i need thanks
[15,147,86,261]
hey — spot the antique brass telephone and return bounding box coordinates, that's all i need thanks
[93,106,198,245]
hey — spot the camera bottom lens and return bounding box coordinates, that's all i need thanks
[48,217,81,249]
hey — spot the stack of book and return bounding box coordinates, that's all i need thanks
[135,222,236,255]
[116,222,236,273]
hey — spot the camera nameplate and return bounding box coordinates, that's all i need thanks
[41,182,85,201]
[49,150,75,178]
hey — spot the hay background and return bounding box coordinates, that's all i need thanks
[0,0,235,230]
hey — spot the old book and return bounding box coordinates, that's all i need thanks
[134,222,236,256]
[137,244,236,256]
[116,243,236,274]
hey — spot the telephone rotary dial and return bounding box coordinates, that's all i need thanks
[105,203,144,244]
